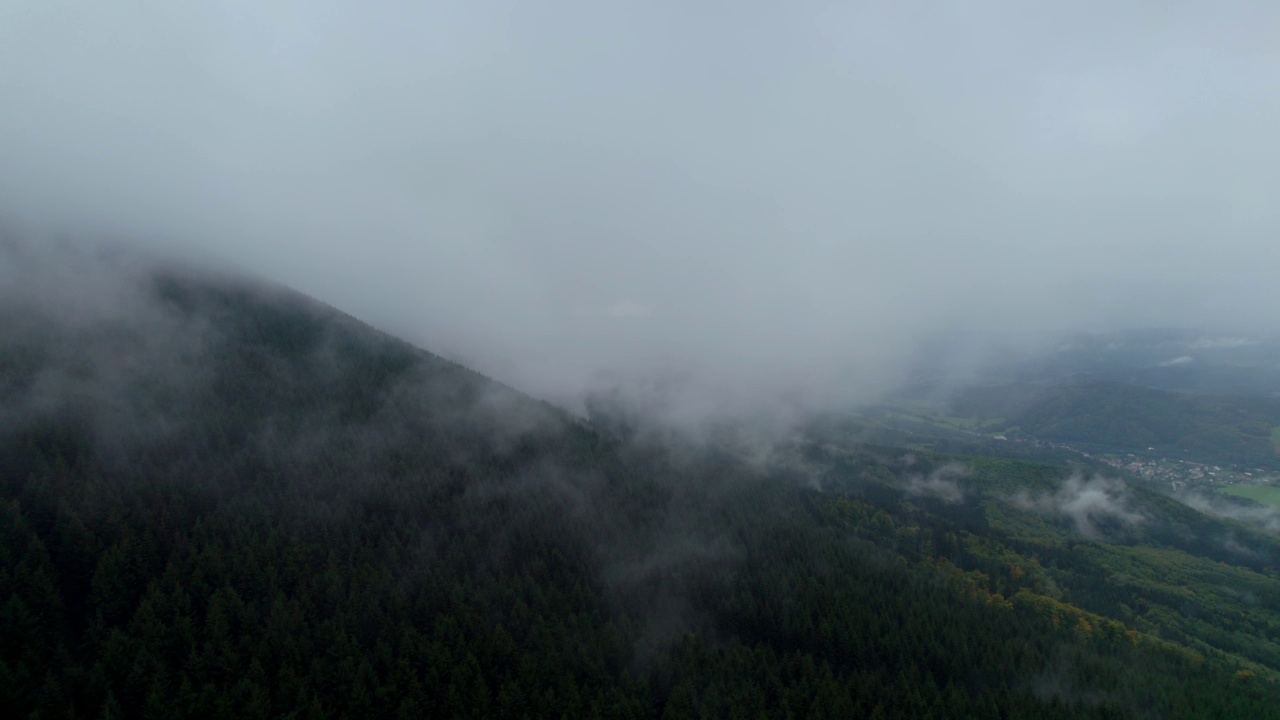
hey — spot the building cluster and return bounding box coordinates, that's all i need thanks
[1096,454,1274,491]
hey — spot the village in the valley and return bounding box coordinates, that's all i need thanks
[1095,453,1276,492]
[995,436,1278,493]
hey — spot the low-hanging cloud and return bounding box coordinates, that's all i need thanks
[1180,492,1280,536]
[905,463,968,504]
[3,2,1280,419]
[0,235,226,451]
[1013,474,1146,538]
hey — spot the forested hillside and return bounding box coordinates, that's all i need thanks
[3,256,1280,718]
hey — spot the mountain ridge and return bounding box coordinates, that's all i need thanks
[3,252,1279,718]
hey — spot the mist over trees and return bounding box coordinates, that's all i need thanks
[2,244,1279,718]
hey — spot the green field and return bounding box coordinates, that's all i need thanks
[1220,484,1280,508]
[1272,426,1280,451]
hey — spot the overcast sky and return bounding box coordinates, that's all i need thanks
[2,1,1279,413]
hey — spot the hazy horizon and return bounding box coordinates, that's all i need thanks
[3,1,1279,417]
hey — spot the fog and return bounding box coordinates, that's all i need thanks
[904,464,968,504]
[1012,474,1146,539]
[3,1,1279,415]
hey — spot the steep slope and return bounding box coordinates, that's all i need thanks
[2,248,1279,718]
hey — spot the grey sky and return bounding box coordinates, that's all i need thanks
[2,1,1278,412]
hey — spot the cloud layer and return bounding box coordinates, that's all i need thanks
[3,2,1279,413]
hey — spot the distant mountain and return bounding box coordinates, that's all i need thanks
[948,379,1280,467]
[3,245,1280,718]
[992,329,1280,396]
